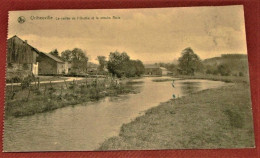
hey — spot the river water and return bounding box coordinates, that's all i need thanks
[3,77,225,152]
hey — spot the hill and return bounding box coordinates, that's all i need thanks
[203,54,249,76]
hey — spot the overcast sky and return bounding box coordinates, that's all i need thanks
[8,5,247,64]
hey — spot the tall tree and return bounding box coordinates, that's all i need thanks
[107,51,130,77]
[61,50,73,62]
[97,56,107,71]
[178,47,202,75]
[61,48,88,73]
[49,49,59,57]
[71,48,88,73]
[107,51,145,78]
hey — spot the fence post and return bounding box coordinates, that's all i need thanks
[44,84,47,97]
[60,85,63,96]
[50,81,53,88]
[26,86,31,102]
[34,78,37,89]
[11,79,13,93]
[64,80,68,88]
[11,92,16,100]
[38,77,40,89]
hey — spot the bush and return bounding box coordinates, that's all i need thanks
[239,72,244,77]
[217,64,231,76]
[21,75,34,89]
[22,64,29,70]
[7,63,13,69]
[6,76,22,83]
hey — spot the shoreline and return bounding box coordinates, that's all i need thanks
[4,77,139,119]
[98,76,254,150]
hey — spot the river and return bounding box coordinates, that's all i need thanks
[3,77,225,152]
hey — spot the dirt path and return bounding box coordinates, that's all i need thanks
[6,77,85,86]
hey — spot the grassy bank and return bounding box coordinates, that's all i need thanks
[152,74,249,83]
[5,77,139,119]
[99,78,254,150]
[174,74,249,83]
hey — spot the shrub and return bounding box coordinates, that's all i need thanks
[7,63,13,69]
[239,72,244,77]
[217,64,231,76]
[21,75,34,89]
[22,64,29,70]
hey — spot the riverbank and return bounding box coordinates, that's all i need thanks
[5,77,139,119]
[99,77,254,150]
[152,74,249,83]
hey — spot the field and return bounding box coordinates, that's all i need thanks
[99,76,255,150]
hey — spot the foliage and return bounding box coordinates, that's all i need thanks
[61,48,88,74]
[61,50,72,62]
[21,75,35,89]
[5,77,138,118]
[178,47,202,75]
[22,64,29,70]
[203,53,249,77]
[239,72,244,77]
[107,51,145,78]
[97,56,107,71]
[7,63,13,69]
[205,65,219,75]
[217,64,231,76]
[49,49,59,57]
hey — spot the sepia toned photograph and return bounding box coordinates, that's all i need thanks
[3,5,255,152]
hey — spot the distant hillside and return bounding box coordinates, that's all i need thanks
[204,54,248,65]
[203,54,249,76]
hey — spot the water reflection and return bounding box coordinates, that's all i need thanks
[179,81,202,95]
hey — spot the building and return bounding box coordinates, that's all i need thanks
[7,35,40,77]
[144,64,162,76]
[160,67,173,76]
[38,52,68,75]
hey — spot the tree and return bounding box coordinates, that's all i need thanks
[49,49,59,57]
[61,48,88,74]
[217,64,231,76]
[61,50,73,62]
[107,51,130,77]
[107,51,145,78]
[178,47,202,75]
[71,48,88,73]
[132,60,145,76]
[97,56,107,71]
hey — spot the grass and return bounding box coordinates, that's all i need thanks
[37,76,68,82]
[174,74,249,83]
[151,74,249,83]
[5,77,138,119]
[98,77,254,150]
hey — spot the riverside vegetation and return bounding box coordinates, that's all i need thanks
[5,76,138,119]
[99,75,255,150]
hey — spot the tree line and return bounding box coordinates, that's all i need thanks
[48,49,145,78]
[158,47,247,76]
[49,46,245,78]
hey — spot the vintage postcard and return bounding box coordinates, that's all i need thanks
[3,5,255,152]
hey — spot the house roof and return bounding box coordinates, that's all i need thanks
[42,52,64,63]
[159,67,167,70]
[144,64,160,69]
[9,35,41,54]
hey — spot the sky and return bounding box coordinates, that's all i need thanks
[8,5,247,64]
